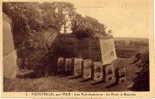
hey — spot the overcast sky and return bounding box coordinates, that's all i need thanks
[55,0,152,38]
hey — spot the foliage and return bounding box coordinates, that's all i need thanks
[3,2,110,71]
[72,14,107,38]
[130,49,149,91]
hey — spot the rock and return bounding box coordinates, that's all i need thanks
[57,57,65,74]
[73,58,83,76]
[93,61,103,81]
[65,58,73,75]
[83,59,93,79]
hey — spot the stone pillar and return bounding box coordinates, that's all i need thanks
[83,59,93,79]
[3,13,18,79]
[73,58,83,76]
[65,58,73,75]
[116,67,126,84]
[99,38,117,65]
[105,64,116,84]
[57,57,65,74]
[93,61,103,81]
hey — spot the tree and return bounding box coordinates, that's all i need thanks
[72,14,107,38]
[3,2,112,73]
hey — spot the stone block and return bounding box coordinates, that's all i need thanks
[83,59,93,79]
[74,58,83,76]
[93,61,103,81]
[105,64,116,83]
[65,58,73,74]
[57,57,65,74]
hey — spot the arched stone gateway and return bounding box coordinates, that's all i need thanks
[3,13,18,79]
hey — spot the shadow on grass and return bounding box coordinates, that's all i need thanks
[16,71,57,79]
[16,72,42,79]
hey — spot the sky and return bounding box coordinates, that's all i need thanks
[55,0,153,38]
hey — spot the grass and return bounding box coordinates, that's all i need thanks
[4,73,129,92]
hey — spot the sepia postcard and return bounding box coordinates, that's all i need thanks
[0,0,155,98]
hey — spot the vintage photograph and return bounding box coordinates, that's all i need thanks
[3,0,150,92]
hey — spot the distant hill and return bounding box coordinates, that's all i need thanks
[114,37,149,58]
[114,37,148,42]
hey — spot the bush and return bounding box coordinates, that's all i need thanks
[130,49,149,91]
[3,2,110,74]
